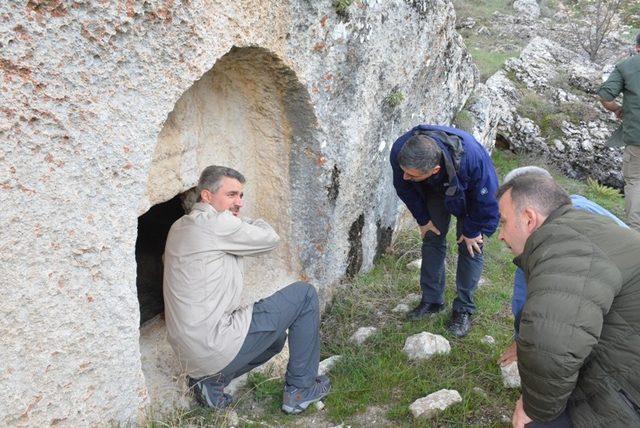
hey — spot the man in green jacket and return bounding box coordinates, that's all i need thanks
[598,32,640,231]
[497,173,640,427]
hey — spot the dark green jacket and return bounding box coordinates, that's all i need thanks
[515,205,640,426]
[598,54,640,147]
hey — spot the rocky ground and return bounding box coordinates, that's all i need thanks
[454,0,638,188]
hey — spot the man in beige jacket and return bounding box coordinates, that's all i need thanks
[163,165,330,414]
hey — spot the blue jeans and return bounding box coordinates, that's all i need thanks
[419,192,484,314]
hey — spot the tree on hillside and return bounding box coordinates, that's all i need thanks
[568,0,630,62]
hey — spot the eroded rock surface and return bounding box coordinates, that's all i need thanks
[1,0,478,425]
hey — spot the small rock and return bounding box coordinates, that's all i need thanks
[392,303,410,313]
[315,400,325,411]
[350,326,377,345]
[500,361,521,388]
[477,277,488,288]
[226,373,248,396]
[481,335,496,345]
[501,414,512,423]
[472,386,487,398]
[409,389,462,419]
[406,259,422,270]
[403,332,450,360]
[401,293,421,305]
[225,410,239,427]
[318,355,342,375]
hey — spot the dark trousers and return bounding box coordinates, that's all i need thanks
[218,281,320,389]
[420,192,484,314]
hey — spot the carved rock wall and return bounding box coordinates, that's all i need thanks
[0,0,477,425]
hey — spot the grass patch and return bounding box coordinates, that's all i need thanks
[384,89,405,109]
[516,89,600,141]
[333,0,354,17]
[469,48,516,80]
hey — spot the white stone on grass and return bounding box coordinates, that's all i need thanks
[350,327,378,345]
[409,389,462,419]
[318,355,343,376]
[315,400,325,411]
[481,335,496,345]
[406,259,422,270]
[401,293,421,305]
[392,303,410,313]
[226,373,249,396]
[403,332,450,360]
[500,361,521,388]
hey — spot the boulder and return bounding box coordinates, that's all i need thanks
[318,355,343,376]
[409,389,462,419]
[513,0,540,19]
[403,332,451,360]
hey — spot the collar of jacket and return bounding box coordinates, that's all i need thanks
[192,202,217,213]
[512,203,573,269]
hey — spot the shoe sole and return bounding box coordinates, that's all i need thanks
[281,390,330,414]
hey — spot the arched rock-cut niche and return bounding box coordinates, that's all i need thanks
[138,46,324,412]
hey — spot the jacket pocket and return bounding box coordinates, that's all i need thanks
[619,389,640,421]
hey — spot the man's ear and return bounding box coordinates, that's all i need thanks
[200,189,211,203]
[522,207,540,233]
[432,165,441,175]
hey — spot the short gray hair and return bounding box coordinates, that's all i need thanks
[197,165,245,200]
[503,166,551,184]
[497,173,570,217]
[397,134,442,172]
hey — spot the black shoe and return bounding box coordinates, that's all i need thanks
[447,311,472,337]
[406,302,445,320]
[188,375,233,409]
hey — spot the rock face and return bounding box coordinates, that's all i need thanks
[513,0,540,19]
[403,332,451,360]
[488,37,623,188]
[0,0,478,425]
[409,389,462,419]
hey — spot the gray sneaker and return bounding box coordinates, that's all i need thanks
[281,375,331,414]
[187,375,233,409]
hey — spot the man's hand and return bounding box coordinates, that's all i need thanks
[498,341,518,366]
[419,221,440,238]
[457,233,483,257]
[512,396,533,428]
[600,99,623,120]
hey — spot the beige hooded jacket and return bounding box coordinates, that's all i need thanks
[163,202,280,377]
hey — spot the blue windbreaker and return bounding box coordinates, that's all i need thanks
[390,124,500,238]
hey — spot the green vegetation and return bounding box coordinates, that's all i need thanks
[452,0,521,79]
[384,90,405,108]
[333,0,354,17]
[516,89,599,142]
[453,109,475,133]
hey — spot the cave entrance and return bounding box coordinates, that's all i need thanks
[135,192,187,325]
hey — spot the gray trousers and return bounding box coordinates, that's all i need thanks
[218,281,320,389]
[624,144,640,232]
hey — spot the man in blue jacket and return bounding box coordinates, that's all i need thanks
[390,124,500,337]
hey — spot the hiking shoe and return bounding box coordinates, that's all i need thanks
[406,302,445,320]
[282,375,331,414]
[446,311,472,338]
[187,375,233,409]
